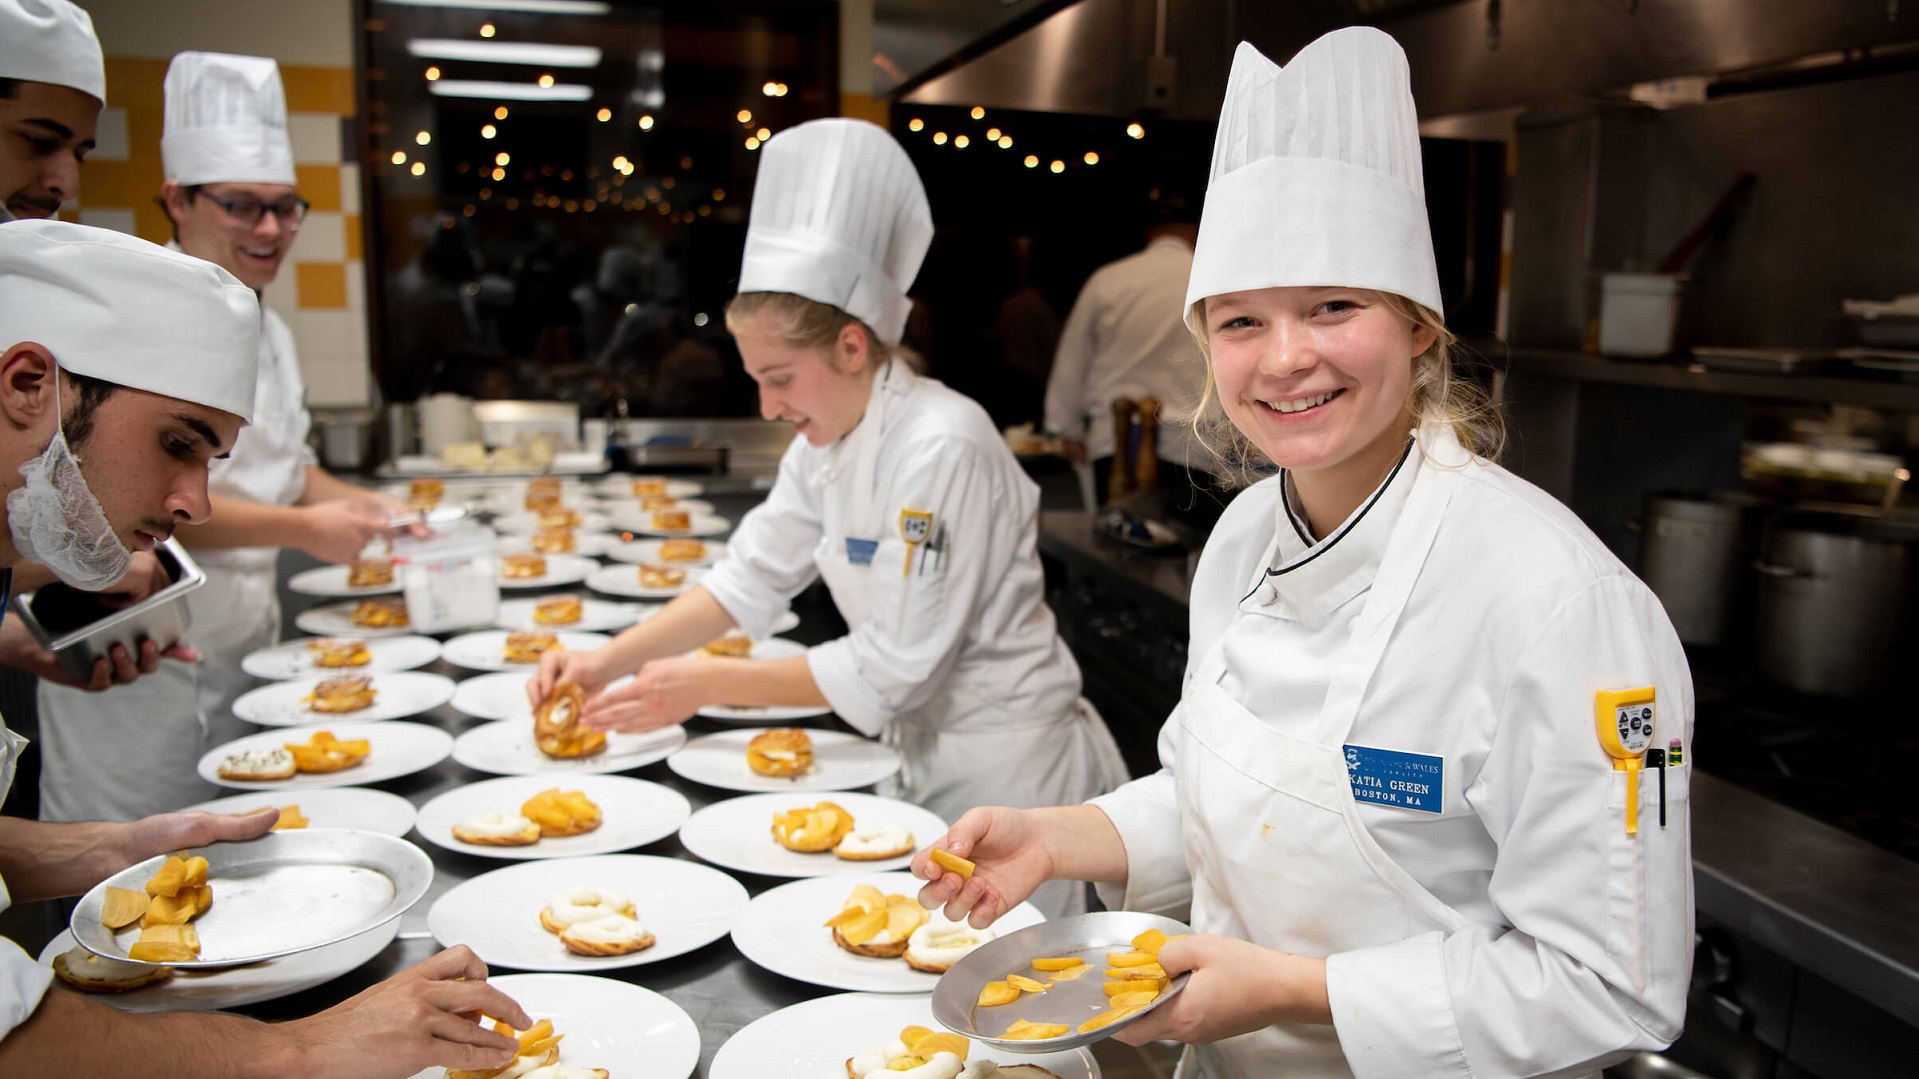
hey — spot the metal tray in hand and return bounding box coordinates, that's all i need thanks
[8,536,204,682]
[71,829,433,969]
[932,911,1192,1054]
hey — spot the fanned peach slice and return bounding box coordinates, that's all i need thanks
[144,854,208,898]
[129,923,200,963]
[913,1032,970,1061]
[976,980,1021,1007]
[1000,1020,1069,1041]
[1049,962,1095,981]
[1109,989,1160,1009]
[1006,974,1051,993]
[1077,1006,1143,1034]
[1031,956,1084,971]
[1131,928,1171,954]
[1105,963,1167,981]
[838,907,889,945]
[1105,976,1168,997]
[100,886,148,929]
[1106,949,1158,967]
[141,891,199,927]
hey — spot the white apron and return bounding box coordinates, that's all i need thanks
[37,310,310,821]
[814,363,1125,917]
[1171,451,1472,1078]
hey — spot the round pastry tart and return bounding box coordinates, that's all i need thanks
[348,558,395,587]
[52,945,175,993]
[902,916,995,973]
[520,787,602,837]
[452,810,542,846]
[504,629,562,664]
[834,823,915,861]
[746,728,813,777]
[658,538,706,562]
[307,674,377,713]
[351,598,408,627]
[502,553,549,580]
[696,632,753,658]
[534,683,606,760]
[557,913,654,957]
[637,563,686,589]
[533,595,584,625]
[306,636,370,667]
[650,509,691,531]
[531,527,577,554]
[539,886,637,933]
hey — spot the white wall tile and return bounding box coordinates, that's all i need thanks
[263,274,300,314]
[288,114,341,165]
[291,211,346,263]
[78,207,136,234]
[91,108,129,162]
[339,162,361,216]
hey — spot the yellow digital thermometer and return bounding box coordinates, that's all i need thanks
[899,509,934,579]
[1595,687,1656,835]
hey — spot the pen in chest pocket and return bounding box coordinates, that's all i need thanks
[920,523,947,576]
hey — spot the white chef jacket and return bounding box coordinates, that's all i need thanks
[1042,236,1205,467]
[0,593,53,1045]
[1091,438,1694,1077]
[703,363,1127,852]
[37,304,315,822]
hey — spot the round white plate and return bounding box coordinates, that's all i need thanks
[629,513,731,538]
[731,873,1046,993]
[603,497,716,523]
[585,563,707,600]
[231,671,458,727]
[286,564,404,597]
[240,635,442,681]
[449,670,535,720]
[680,792,946,878]
[415,774,690,860]
[407,973,699,1079]
[591,475,704,499]
[711,991,1097,1079]
[452,718,687,776]
[181,787,417,837]
[494,596,653,634]
[603,537,730,566]
[199,721,454,791]
[669,729,900,793]
[440,629,611,672]
[291,601,418,639]
[697,703,837,724]
[496,531,623,558]
[427,854,748,972]
[37,920,400,1014]
[497,553,598,590]
[492,510,612,536]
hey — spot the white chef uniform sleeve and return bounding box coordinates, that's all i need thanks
[0,877,55,1045]
[701,438,825,639]
[1085,724,1188,917]
[1041,271,1104,441]
[803,436,996,735]
[1326,576,1694,1078]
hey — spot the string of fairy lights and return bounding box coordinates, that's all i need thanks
[903,106,1148,175]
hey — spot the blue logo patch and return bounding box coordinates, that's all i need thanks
[1343,744,1444,814]
[844,537,878,567]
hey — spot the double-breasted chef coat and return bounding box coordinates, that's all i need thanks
[1090,426,1694,1078]
[703,360,1129,916]
[37,305,314,822]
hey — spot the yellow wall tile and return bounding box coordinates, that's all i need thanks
[281,66,355,117]
[134,201,173,244]
[840,92,889,128]
[297,165,343,211]
[296,262,349,309]
[76,159,159,210]
[102,58,167,115]
[344,212,362,261]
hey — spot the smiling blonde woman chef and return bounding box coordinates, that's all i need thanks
[530,118,1126,917]
[914,29,1694,1077]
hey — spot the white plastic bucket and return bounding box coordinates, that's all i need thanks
[1599,272,1683,357]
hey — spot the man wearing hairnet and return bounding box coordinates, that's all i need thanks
[36,52,416,823]
[0,220,532,1078]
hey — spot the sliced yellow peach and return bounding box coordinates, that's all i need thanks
[899,1025,934,1049]
[100,886,148,929]
[1000,1020,1069,1041]
[191,884,213,916]
[913,1032,970,1061]
[141,891,199,927]
[1110,989,1159,1009]
[1105,976,1168,997]
[1031,956,1085,971]
[1049,962,1095,981]
[1131,928,1170,954]
[839,907,889,945]
[129,923,199,962]
[885,901,928,940]
[1006,974,1052,993]
[1106,949,1157,967]
[929,848,975,880]
[823,905,868,929]
[976,980,1021,1007]
[1105,963,1166,981]
[271,805,308,830]
[1077,1006,1143,1034]
[846,884,886,911]
[144,855,189,898]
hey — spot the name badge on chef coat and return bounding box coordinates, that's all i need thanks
[845,538,879,566]
[1343,745,1443,814]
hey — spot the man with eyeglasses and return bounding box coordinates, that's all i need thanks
[35,52,414,823]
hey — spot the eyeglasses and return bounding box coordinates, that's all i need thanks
[198,191,311,229]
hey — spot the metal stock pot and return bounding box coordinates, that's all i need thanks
[1638,491,1770,647]
[1752,511,1919,698]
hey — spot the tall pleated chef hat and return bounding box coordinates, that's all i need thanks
[0,0,106,102]
[738,118,933,346]
[0,221,262,423]
[161,52,296,186]
[1184,29,1442,330]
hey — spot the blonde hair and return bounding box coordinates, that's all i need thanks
[723,292,922,373]
[1186,292,1504,484]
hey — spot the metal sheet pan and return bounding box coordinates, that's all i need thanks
[8,537,205,682]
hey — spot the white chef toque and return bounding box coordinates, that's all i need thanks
[1184,29,1442,330]
[737,118,932,346]
[160,51,296,187]
[0,0,105,102]
[0,220,262,422]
